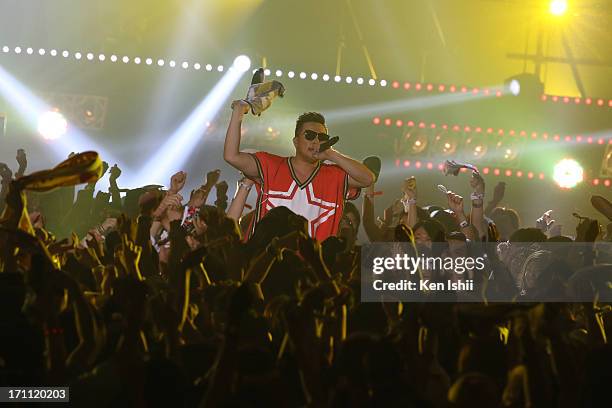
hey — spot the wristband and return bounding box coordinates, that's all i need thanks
[238,181,253,192]
[459,220,469,228]
[400,197,417,213]
[470,193,484,201]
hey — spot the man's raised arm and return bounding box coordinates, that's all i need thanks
[223,100,259,179]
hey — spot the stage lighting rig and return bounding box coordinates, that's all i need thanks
[554,158,583,188]
[38,110,68,140]
[549,0,568,16]
[505,73,544,98]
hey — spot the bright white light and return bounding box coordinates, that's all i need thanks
[62,50,69,58]
[2,46,8,53]
[345,76,353,84]
[38,111,68,140]
[322,74,330,81]
[14,47,21,54]
[193,63,201,70]
[0,64,127,181]
[157,59,165,66]
[233,55,251,72]
[217,65,224,72]
[179,61,187,69]
[264,68,271,76]
[550,0,567,16]
[357,77,364,85]
[75,52,82,60]
[136,66,247,185]
[299,72,307,79]
[50,49,57,56]
[553,158,583,188]
[110,55,118,62]
[311,73,318,80]
[334,75,341,82]
[26,48,33,55]
[145,58,153,65]
[122,56,129,63]
[134,57,141,64]
[205,64,212,71]
[38,48,45,55]
[169,60,176,67]
[288,71,295,78]
[98,54,106,61]
[276,69,283,77]
[509,79,520,96]
[380,79,387,87]
[86,53,94,60]
[369,78,376,86]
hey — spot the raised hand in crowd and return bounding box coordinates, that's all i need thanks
[169,170,187,194]
[15,148,27,178]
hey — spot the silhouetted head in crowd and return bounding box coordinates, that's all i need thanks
[338,201,360,249]
[413,219,446,250]
[491,207,520,241]
[247,206,308,254]
[509,227,547,243]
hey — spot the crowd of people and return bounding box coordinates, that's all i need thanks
[1,116,612,406]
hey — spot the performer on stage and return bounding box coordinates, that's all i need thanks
[224,99,375,241]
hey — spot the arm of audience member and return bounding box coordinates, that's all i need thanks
[243,232,302,296]
[198,169,221,203]
[167,206,189,287]
[484,181,505,217]
[315,148,375,188]
[107,164,123,210]
[223,100,259,179]
[299,233,336,283]
[169,170,187,195]
[63,272,97,373]
[200,285,252,408]
[362,184,384,242]
[400,176,418,229]
[135,214,157,277]
[287,291,328,406]
[226,177,254,220]
[469,172,486,240]
[535,210,555,235]
[0,180,29,231]
[214,181,228,212]
[15,149,27,179]
[150,192,181,238]
[447,192,477,241]
[119,234,144,281]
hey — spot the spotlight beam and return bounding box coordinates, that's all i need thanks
[0,64,127,178]
[324,86,503,123]
[135,60,248,185]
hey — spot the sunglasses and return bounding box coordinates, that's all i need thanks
[303,129,330,142]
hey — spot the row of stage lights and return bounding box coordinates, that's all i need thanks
[1,44,501,97]
[4,45,611,112]
[394,159,546,180]
[1,46,226,72]
[372,117,612,146]
[541,94,612,109]
[257,68,504,96]
[393,159,611,189]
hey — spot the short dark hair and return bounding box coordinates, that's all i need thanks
[295,112,326,137]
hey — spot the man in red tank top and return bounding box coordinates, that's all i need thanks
[223,100,374,241]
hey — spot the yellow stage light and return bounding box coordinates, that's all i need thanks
[550,0,567,16]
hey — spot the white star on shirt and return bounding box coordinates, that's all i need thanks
[264,181,337,237]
